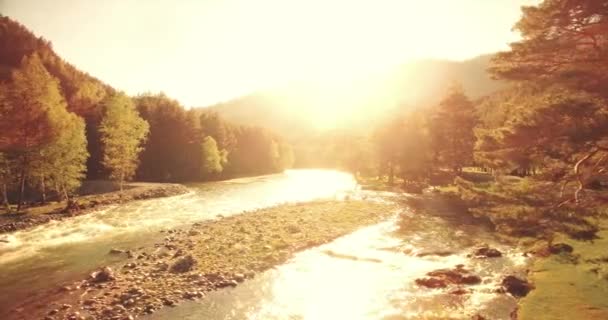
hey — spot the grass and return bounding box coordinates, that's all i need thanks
[519,220,608,319]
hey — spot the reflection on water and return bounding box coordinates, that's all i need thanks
[0,170,356,315]
[149,212,527,320]
[0,170,527,319]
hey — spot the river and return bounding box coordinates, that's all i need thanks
[0,170,527,319]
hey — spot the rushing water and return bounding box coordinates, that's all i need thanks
[147,202,528,320]
[0,170,356,315]
[0,170,527,319]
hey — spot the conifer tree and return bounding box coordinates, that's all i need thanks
[429,84,477,173]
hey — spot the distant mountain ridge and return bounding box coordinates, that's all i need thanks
[202,54,505,140]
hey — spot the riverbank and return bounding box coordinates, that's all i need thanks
[424,183,608,319]
[9,199,395,320]
[0,182,189,234]
[518,219,608,319]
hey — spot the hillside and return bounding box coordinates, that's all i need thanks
[203,54,505,140]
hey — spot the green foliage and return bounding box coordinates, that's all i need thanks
[0,54,66,151]
[200,136,226,176]
[399,111,432,182]
[429,83,477,172]
[490,0,608,98]
[31,113,89,198]
[135,93,202,181]
[99,93,149,189]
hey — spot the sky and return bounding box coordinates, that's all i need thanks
[0,0,540,107]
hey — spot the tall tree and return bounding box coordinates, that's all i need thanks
[0,153,13,211]
[429,84,477,172]
[99,93,149,190]
[399,111,432,183]
[373,117,404,184]
[200,136,226,177]
[490,0,608,98]
[135,94,202,181]
[0,53,66,151]
[0,54,71,210]
[489,0,608,208]
[30,113,89,202]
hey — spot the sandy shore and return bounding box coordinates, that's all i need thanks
[8,200,396,320]
[0,183,189,234]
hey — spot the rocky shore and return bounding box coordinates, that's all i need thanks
[10,200,395,320]
[0,183,189,234]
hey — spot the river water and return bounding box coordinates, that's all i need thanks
[0,170,527,319]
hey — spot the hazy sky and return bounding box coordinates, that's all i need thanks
[1,0,539,107]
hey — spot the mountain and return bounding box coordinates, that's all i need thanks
[0,16,114,119]
[203,54,505,141]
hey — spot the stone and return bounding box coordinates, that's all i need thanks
[415,277,447,288]
[416,266,482,289]
[502,275,533,297]
[548,243,574,255]
[474,247,502,258]
[90,267,116,283]
[109,248,125,255]
[170,255,197,273]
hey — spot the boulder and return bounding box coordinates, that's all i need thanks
[415,277,447,288]
[474,247,502,258]
[501,275,533,297]
[90,267,115,283]
[416,266,482,289]
[548,243,574,255]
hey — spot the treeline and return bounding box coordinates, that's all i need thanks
[323,0,608,239]
[0,16,293,211]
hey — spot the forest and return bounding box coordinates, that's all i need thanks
[317,0,608,241]
[0,16,294,210]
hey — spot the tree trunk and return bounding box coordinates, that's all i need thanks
[17,168,26,212]
[388,162,394,186]
[40,175,46,205]
[2,183,10,212]
[62,185,69,203]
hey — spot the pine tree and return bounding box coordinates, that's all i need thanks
[429,83,477,173]
[490,0,608,98]
[99,93,149,190]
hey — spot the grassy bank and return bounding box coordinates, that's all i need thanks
[431,176,608,319]
[519,220,608,319]
[14,200,396,320]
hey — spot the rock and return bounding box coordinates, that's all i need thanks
[188,230,200,236]
[416,266,482,289]
[170,255,197,273]
[461,275,482,285]
[474,247,502,258]
[548,243,574,255]
[61,304,72,310]
[415,277,447,288]
[502,275,534,297]
[83,299,96,306]
[109,248,125,254]
[233,273,245,282]
[48,309,59,315]
[449,288,469,295]
[416,250,454,257]
[89,267,116,283]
